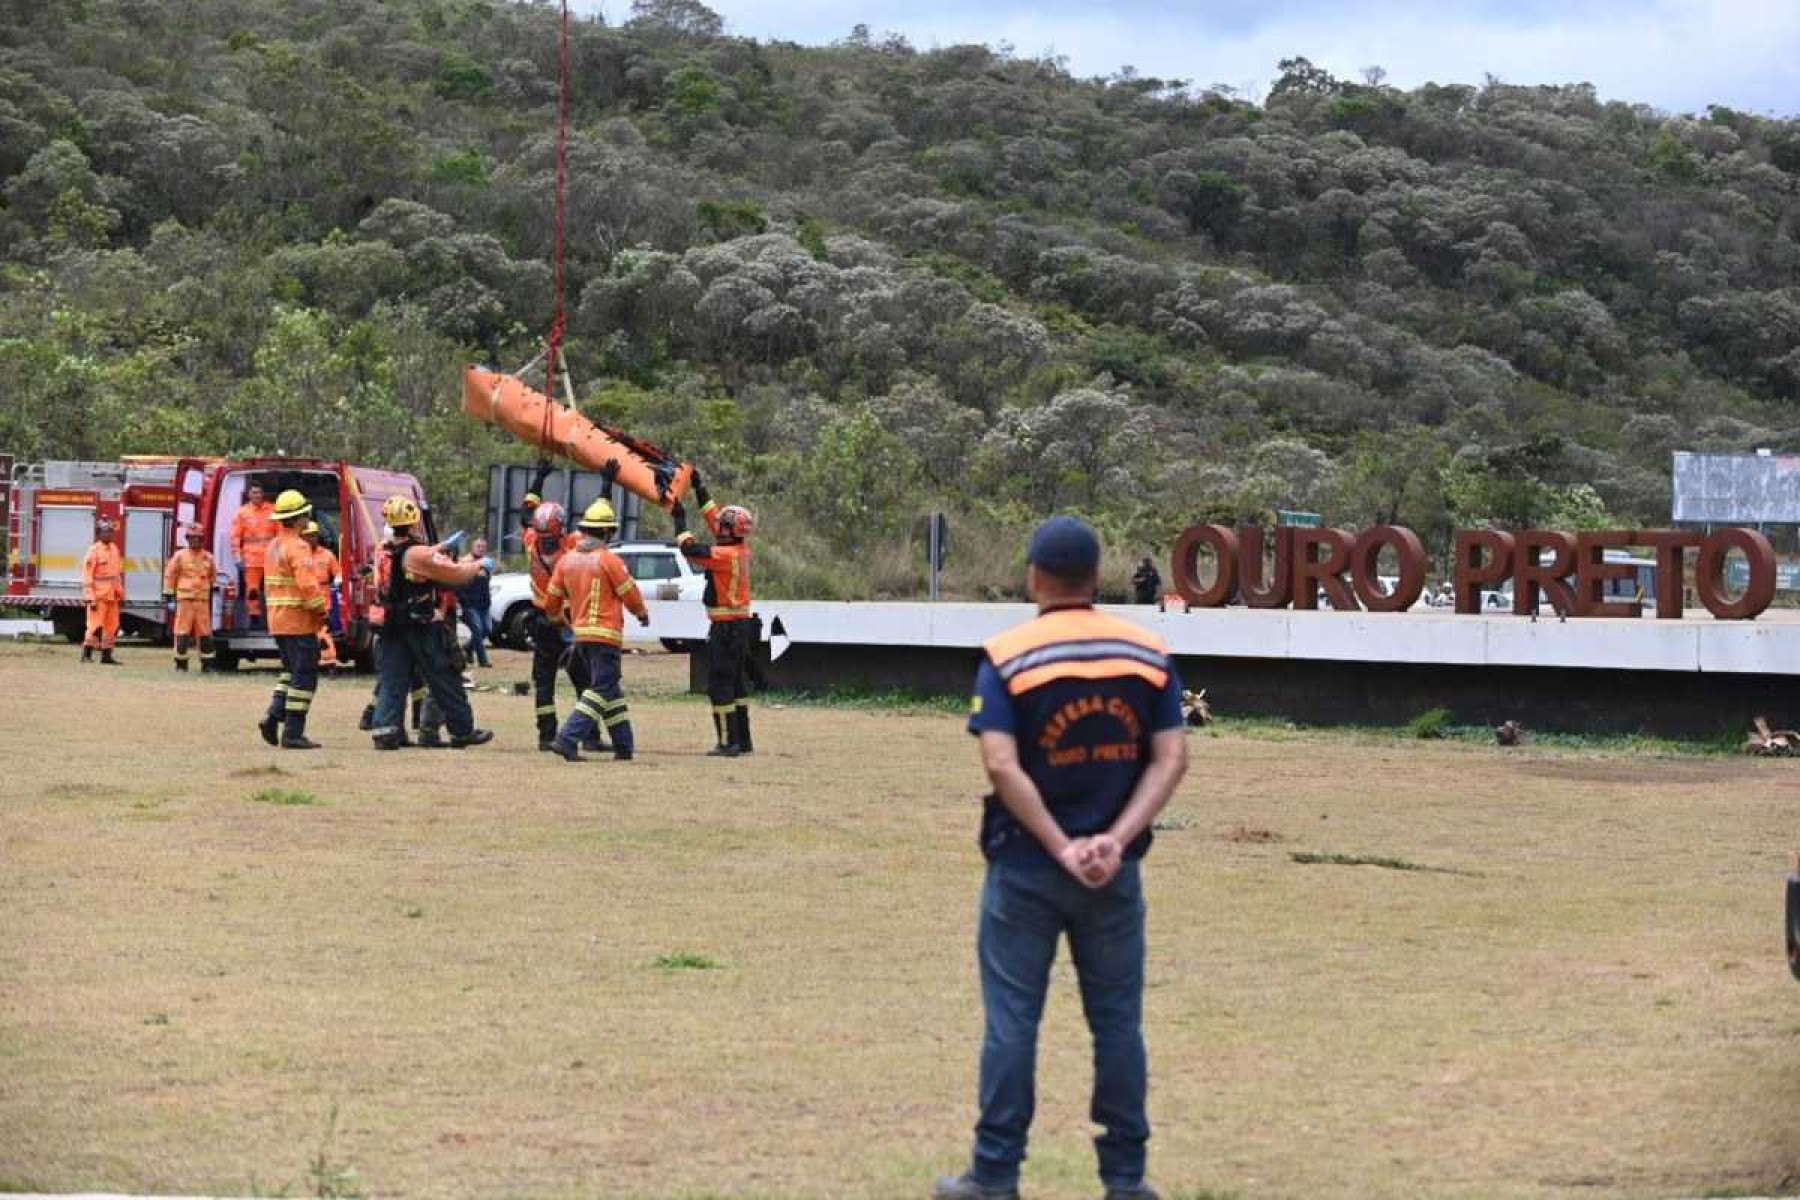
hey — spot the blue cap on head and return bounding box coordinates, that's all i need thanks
[1027,515,1101,577]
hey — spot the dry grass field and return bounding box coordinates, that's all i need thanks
[2,638,1799,1200]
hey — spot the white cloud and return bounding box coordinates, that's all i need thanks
[581,0,1800,115]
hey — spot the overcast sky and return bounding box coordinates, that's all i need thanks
[579,0,1798,116]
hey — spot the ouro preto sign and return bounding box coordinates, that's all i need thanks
[1170,525,1779,620]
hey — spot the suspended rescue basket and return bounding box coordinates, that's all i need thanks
[461,364,694,511]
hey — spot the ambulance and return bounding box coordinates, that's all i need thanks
[4,456,431,669]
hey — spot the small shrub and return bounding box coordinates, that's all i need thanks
[249,788,318,807]
[653,952,723,971]
[1407,707,1453,739]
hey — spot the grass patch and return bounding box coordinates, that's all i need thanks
[1290,851,1481,877]
[652,952,724,971]
[1153,813,1197,831]
[1222,824,1285,843]
[231,764,293,779]
[307,1104,363,1199]
[248,787,319,807]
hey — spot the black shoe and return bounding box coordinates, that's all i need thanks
[416,731,448,749]
[706,743,741,758]
[80,646,93,663]
[1103,1186,1162,1200]
[358,704,375,732]
[280,735,321,750]
[581,738,610,754]
[539,737,558,752]
[99,649,120,665]
[933,1174,1019,1200]
[175,659,189,672]
[258,717,279,746]
[372,733,404,751]
[548,738,584,762]
[613,749,633,761]
[450,729,493,748]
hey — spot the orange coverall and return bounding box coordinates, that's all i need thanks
[309,543,342,666]
[231,499,277,616]
[162,547,216,638]
[82,538,124,649]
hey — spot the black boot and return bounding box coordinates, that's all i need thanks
[258,715,280,746]
[417,727,448,749]
[357,703,375,731]
[81,645,93,663]
[281,714,320,750]
[450,729,494,748]
[548,736,584,762]
[175,658,188,672]
[537,713,558,751]
[99,648,120,665]
[735,707,753,755]
[372,732,404,751]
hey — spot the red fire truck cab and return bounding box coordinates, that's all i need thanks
[5,456,433,670]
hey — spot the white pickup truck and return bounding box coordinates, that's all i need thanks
[490,540,705,650]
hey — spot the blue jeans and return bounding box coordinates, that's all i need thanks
[463,607,492,666]
[972,858,1148,1190]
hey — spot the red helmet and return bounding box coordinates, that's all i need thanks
[182,523,204,542]
[717,504,755,538]
[533,501,567,538]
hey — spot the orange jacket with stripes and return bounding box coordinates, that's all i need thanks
[230,500,277,567]
[82,540,124,603]
[264,528,326,636]
[677,501,752,623]
[524,527,583,609]
[162,548,216,601]
[544,540,647,646]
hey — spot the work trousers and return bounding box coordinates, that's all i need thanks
[241,563,265,619]
[463,607,493,667]
[970,859,1149,1191]
[372,624,473,740]
[706,619,753,746]
[529,609,589,738]
[84,599,120,649]
[266,634,321,737]
[173,599,215,667]
[556,643,633,755]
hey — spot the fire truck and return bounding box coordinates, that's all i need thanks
[4,456,432,670]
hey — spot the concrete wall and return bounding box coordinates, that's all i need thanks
[652,601,1800,738]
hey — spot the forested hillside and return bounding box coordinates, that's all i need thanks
[3,0,1797,595]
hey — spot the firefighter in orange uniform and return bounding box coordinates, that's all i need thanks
[672,470,756,756]
[544,499,649,762]
[231,481,277,621]
[80,516,125,665]
[162,524,217,671]
[523,499,594,750]
[302,520,342,670]
[258,489,327,749]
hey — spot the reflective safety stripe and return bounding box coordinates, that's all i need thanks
[572,624,622,643]
[410,688,427,702]
[711,703,736,715]
[535,704,556,716]
[603,712,630,728]
[706,605,751,620]
[371,724,402,736]
[575,699,605,721]
[613,579,636,595]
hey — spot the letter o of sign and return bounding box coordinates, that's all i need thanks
[1350,526,1427,612]
[1695,528,1777,619]
[1171,524,1238,607]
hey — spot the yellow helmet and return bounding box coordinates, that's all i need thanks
[383,495,422,527]
[302,520,320,537]
[272,489,312,521]
[579,497,618,531]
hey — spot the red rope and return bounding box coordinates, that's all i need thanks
[540,0,572,449]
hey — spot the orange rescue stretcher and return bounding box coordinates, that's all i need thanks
[461,365,695,511]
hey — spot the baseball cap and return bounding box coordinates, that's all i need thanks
[1027,515,1101,577]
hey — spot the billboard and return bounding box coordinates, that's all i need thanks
[484,464,645,553]
[1672,451,1800,524]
